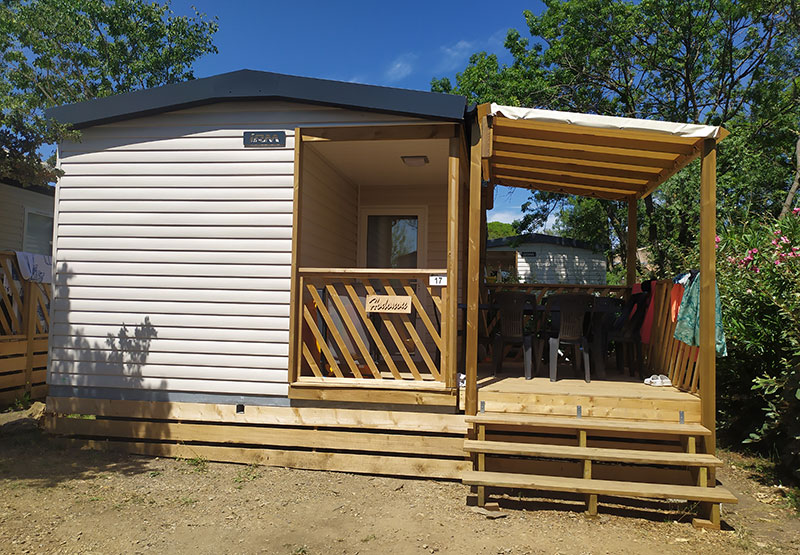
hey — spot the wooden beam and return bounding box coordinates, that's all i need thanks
[288,384,457,406]
[491,151,661,181]
[478,103,493,158]
[493,118,697,155]
[492,175,631,201]
[493,163,647,190]
[626,199,638,287]
[494,135,676,168]
[288,128,303,384]
[465,119,482,416]
[639,144,703,199]
[301,123,457,142]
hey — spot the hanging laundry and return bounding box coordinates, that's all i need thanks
[673,273,727,356]
[670,283,685,323]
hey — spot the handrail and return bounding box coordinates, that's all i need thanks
[299,267,448,277]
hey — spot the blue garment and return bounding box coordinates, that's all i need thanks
[673,273,727,356]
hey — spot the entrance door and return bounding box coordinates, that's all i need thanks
[359,207,428,363]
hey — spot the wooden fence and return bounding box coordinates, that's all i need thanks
[295,269,448,384]
[643,280,700,394]
[0,251,51,405]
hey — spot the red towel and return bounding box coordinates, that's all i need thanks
[640,280,656,344]
[670,283,685,323]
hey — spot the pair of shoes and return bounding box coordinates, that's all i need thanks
[644,374,672,387]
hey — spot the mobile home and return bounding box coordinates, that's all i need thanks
[43,70,735,527]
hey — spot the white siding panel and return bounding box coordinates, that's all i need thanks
[50,336,288,357]
[57,237,291,251]
[52,324,288,343]
[50,366,288,383]
[54,299,290,317]
[59,187,294,201]
[58,286,289,304]
[58,200,293,213]
[57,249,291,265]
[55,262,291,278]
[56,212,293,226]
[56,311,289,330]
[58,225,294,239]
[58,175,294,187]
[62,162,294,176]
[55,274,290,291]
[53,100,426,399]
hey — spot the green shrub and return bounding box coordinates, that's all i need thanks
[717,208,800,481]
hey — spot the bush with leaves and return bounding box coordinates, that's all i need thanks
[717,208,800,481]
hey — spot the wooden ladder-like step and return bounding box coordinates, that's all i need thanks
[464,440,723,467]
[466,413,712,436]
[463,471,738,504]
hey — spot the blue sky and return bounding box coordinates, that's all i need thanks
[174,0,544,227]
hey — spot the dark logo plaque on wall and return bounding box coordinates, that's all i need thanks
[243,131,286,148]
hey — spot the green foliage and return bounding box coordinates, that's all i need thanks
[433,0,800,277]
[487,221,516,240]
[0,0,218,186]
[717,209,800,481]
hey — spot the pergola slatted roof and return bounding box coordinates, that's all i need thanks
[482,103,728,200]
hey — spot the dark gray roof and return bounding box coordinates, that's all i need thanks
[45,69,468,129]
[486,233,597,252]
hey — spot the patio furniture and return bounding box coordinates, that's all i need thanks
[607,292,651,376]
[546,294,593,382]
[589,297,625,378]
[490,291,535,379]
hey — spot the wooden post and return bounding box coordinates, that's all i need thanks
[445,135,461,388]
[23,281,36,394]
[465,120,483,416]
[477,423,486,506]
[288,128,304,384]
[626,198,638,287]
[694,137,720,529]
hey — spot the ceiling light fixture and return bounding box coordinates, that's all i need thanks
[401,155,429,167]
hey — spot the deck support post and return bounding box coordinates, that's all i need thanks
[445,135,462,388]
[288,128,304,384]
[578,430,598,516]
[694,137,720,530]
[465,120,482,416]
[477,423,486,506]
[626,198,637,287]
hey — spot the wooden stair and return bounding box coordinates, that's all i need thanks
[464,413,737,529]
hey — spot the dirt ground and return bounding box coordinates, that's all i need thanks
[1,405,799,555]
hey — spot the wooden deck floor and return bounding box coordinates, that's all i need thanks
[462,362,701,423]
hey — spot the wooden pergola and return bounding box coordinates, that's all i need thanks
[464,103,727,515]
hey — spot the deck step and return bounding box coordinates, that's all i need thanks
[463,471,738,504]
[467,413,711,436]
[464,440,723,466]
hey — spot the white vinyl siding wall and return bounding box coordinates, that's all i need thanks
[51,101,425,402]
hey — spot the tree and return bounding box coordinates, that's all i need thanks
[0,0,218,186]
[433,0,800,276]
[487,221,516,240]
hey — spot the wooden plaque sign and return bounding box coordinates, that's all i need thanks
[365,295,412,314]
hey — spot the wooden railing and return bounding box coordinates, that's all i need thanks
[0,251,51,405]
[481,282,630,341]
[295,268,448,384]
[644,280,700,394]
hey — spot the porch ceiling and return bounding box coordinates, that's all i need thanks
[484,106,728,200]
[311,138,449,187]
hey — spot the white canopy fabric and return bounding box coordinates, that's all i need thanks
[490,104,724,140]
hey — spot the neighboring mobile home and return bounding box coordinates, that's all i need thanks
[0,181,54,255]
[486,233,606,284]
[43,70,736,527]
